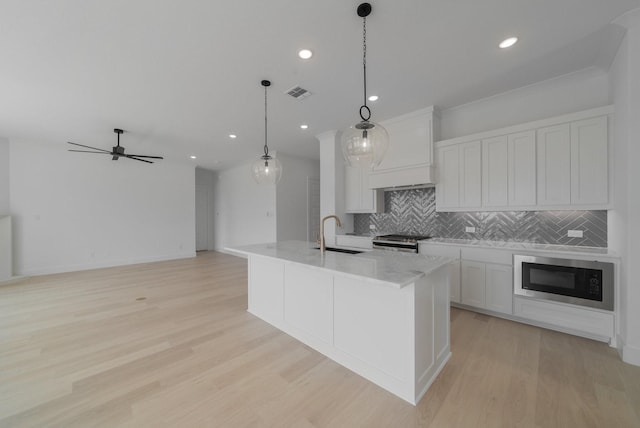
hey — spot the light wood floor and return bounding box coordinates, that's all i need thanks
[1,251,639,427]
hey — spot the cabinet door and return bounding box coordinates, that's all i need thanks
[344,166,382,213]
[435,145,460,209]
[570,116,608,205]
[344,165,361,212]
[449,260,461,304]
[459,141,482,208]
[508,130,536,206]
[537,124,571,205]
[461,260,486,308]
[482,136,509,207]
[485,263,513,315]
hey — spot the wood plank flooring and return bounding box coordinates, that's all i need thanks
[1,251,639,427]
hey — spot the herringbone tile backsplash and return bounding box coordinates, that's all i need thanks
[353,187,607,247]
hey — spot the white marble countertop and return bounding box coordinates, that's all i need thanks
[419,237,619,258]
[227,240,452,288]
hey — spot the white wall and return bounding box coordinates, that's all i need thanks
[439,67,610,140]
[212,160,277,250]
[0,137,9,215]
[276,153,320,242]
[609,9,640,366]
[10,139,196,275]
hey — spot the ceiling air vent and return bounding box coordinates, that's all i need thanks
[286,85,311,100]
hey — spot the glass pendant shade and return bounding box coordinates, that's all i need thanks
[252,155,282,185]
[341,120,389,168]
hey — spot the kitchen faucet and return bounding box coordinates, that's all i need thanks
[320,215,342,253]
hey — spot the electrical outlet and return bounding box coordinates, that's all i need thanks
[568,230,583,238]
[369,224,376,230]
[465,226,476,233]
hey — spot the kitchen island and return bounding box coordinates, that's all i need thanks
[228,240,452,405]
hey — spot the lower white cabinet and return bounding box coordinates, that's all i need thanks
[460,252,513,315]
[419,243,461,303]
[461,260,486,308]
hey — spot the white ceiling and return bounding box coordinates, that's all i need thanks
[1,0,638,171]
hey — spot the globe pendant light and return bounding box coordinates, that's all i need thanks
[252,80,282,184]
[341,2,389,168]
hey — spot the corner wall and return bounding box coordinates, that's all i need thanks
[0,137,9,215]
[9,139,196,275]
[609,8,640,366]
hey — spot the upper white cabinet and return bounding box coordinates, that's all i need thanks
[368,107,439,189]
[435,106,611,212]
[482,130,536,208]
[537,124,571,206]
[570,116,608,205]
[435,140,481,210]
[345,165,383,213]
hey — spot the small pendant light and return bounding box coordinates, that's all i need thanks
[341,2,389,168]
[252,79,282,184]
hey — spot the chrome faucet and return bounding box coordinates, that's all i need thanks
[320,215,342,253]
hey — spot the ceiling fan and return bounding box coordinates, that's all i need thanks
[68,128,164,164]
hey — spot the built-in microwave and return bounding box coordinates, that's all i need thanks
[514,255,614,311]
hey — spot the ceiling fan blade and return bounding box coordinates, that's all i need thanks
[68,150,113,154]
[124,154,164,159]
[125,155,154,164]
[67,142,111,153]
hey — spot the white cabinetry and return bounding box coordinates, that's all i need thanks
[481,131,536,208]
[435,141,481,210]
[419,243,461,303]
[461,260,486,308]
[537,124,571,206]
[335,234,373,249]
[248,256,285,323]
[435,106,611,211]
[345,166,383,213]
[570,116,608,205]
[368,107,438,189]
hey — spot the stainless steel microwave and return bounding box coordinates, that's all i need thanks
[514,255,614,311]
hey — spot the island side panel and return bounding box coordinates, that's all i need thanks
[415,265,451,402]
[333,276,415,400]
[283,263,334,345]
[248,255,285,325]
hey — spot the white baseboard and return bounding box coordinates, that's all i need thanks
[19,252,196,277]
[622,341,640,367]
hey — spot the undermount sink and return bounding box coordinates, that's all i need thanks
[314,246,363,255]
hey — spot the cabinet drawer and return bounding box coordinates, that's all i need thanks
[336,235,373,249]
[419,244,460,258]
[461,247,512,265]
[514,296,614,340]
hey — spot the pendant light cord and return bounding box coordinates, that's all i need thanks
[264,84,269,158]
[359,15,371,122]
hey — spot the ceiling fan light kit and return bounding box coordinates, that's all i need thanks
[67,129,164,164]
[252,79,283,185]
[341,2,389,169]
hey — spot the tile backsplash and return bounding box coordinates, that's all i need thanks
[353,187,607,247]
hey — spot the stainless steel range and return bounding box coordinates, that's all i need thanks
[372,234,431,253]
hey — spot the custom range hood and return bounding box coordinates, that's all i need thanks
[366,106,438,189]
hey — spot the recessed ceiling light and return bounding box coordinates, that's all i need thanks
[368,95,379,101]
[190,155,197,159]
[499,37,518,49]
[298,49,313,59]
[300,124,309,129]
[229,134,237,139]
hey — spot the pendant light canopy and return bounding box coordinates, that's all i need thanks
[341,2,389,168]
[252,79,282,185]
